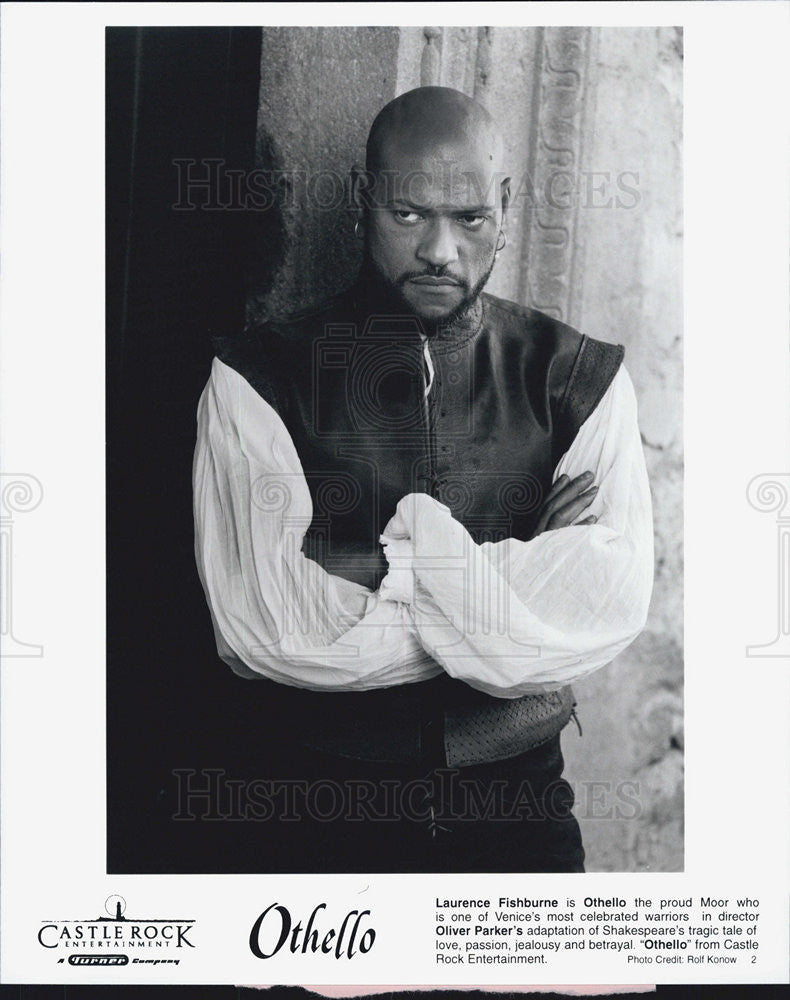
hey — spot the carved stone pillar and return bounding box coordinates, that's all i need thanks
[393,26,593,323]
[521,27,593,322]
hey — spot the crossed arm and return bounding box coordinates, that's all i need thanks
[193,357,653,696]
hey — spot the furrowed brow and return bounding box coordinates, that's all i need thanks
[387,199,495,214]
[387,199,430,212]
[451,204,496,214]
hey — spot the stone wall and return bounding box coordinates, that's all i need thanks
[564,27,684,872]
[252,25,684,871]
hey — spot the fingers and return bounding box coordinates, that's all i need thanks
[547,486,599,529]
[532,477,567,534]
[542,473,575,506]
[550,471,595,508]
[534,471,596,535]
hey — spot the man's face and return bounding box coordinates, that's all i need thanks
[362,141,508,323]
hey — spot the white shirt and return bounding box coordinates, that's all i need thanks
[193,355,653,698]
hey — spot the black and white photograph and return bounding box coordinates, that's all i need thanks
[1,2,789,992]
[107,23,682,876]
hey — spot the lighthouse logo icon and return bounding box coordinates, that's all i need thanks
[103,895,127,921]
[37,894,196,954]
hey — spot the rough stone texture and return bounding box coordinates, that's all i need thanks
[253,27,400,321]
[561,26,684,872]
[252,26,683,872]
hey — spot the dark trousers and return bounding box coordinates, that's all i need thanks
[253,734,585,874]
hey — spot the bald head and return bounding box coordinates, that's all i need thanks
[354,87,510,325]
[366,86,505,177]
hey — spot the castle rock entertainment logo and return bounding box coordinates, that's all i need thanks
[37,895,195,967]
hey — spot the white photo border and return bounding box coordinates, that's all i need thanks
[1,0,788,988]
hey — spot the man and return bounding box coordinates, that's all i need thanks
[193,87,653,873]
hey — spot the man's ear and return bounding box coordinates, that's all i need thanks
[500,176,511,224]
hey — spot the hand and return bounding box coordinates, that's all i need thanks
[532,471,599,537]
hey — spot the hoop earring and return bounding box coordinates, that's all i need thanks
[354,220,363,239]
[496,231,507,253]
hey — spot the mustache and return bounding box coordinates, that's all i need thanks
[397,269,467,288]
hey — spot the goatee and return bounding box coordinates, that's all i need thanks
[359,251,495,335]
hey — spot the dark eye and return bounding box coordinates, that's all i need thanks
[457,215,487,230]
[393,210,424,225]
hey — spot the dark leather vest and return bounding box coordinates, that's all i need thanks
[214,281,623,768]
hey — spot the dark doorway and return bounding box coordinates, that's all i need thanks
[106,26,284,872]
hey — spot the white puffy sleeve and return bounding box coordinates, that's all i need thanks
[193,357,440,690]
[378,365,654,697]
